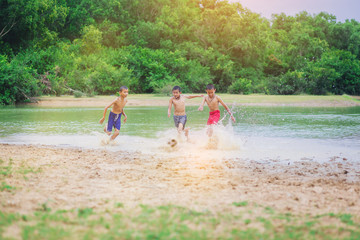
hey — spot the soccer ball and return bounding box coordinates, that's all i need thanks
[167,139,177,147]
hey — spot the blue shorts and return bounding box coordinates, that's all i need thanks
[107,112,122,132]
[173,115,187,129]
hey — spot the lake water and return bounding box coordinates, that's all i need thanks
[0,105,359,163]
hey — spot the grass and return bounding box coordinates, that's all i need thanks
[233,201,249,207]
[0,159,15,193]
[1,204,359,240]
[0,158,43,192]
[0,159,12,177]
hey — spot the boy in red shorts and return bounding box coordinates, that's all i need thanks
[198,84,235,137]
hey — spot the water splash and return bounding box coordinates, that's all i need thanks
[150,119,244,162]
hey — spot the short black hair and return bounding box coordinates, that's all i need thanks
[206,84,215,90]
[119,86,128,92]
[172,86,181,92]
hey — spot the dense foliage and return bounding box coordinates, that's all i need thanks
[1,0,360,104]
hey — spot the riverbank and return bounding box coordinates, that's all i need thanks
[27,94,360,107]
[1,143,359,238]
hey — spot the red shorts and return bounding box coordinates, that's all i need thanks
[207,110,220,125]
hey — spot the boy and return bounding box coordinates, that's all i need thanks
[99,86,128,141]
[198,84,235,137]
[168,86,203,139]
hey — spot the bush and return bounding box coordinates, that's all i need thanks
[90,64,136,95]
[155,84,175,96]
[266,71,307,95]
[228,78,252,94]
[73,91,83,98]
[0,54,39,105]
[85,91,96,97]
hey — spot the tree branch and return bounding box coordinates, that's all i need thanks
[0,19,17,39]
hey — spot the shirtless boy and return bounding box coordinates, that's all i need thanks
[198,84,235,137]
[99,86,128,141]
[168,86,203,139]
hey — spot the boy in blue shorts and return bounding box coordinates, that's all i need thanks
[99,86,128,141]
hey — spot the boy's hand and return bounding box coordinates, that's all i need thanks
[99,117,105,124]
[198,106,203,111]
[168,112,171,118]
[123,116,127,123]
[231,115,236,123]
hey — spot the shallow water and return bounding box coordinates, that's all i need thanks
[0,105,359,163]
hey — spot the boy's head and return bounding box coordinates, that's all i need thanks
[119,86,129,97]
[205,84,216,97]
[172,86,181,98]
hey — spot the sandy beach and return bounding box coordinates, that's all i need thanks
[1,143,359,218]
[29,94,360,107]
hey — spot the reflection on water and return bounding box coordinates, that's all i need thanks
[0,106,359,162]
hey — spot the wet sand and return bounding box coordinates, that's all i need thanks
[29,95,360,107]
[1,143,359,217]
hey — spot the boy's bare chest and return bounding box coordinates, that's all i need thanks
[173,97,185,106]
[206,96,218,107]
[114,99,126,108]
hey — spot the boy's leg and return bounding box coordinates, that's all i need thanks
[182,115,189,139]
[104,124,111,135]
[184,128,189,137]
[105,112,115,135]
[111,129,120,140]
[207,125,213,137]
[110,113,121,141]
[174,116,182,135]
[177,123,184,134]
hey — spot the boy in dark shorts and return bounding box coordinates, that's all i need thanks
[99,86,128,141]
[198,84,235,137]
[168,86,203,140]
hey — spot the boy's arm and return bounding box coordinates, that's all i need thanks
[168,98,173,117]
[198,96,206,111]
[99,99,116,124]
[122,109,127,123]
[218,97,236,122]
[185,94,204,99]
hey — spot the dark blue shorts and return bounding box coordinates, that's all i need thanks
[173,115,187,129]
[107,112,122,132]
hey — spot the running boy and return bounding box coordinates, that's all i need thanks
[198,84,235,137]
[99,86,128,141]
[168,86,203,139]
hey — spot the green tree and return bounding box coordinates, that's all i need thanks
[327,20,360,58]
[0,0,68,50]
[306,49,360,94]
